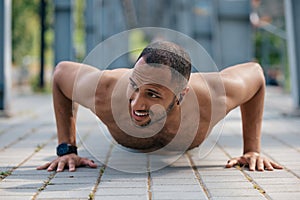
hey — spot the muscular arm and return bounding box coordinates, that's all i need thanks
[37,61,102,171]
[221,62,264,153]
[221,62,282,171]
[53,61,102,145]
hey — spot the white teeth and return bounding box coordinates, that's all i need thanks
[134,111,148,116]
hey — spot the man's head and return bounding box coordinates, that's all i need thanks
[128,41,191,127]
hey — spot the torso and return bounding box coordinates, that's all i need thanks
[94,69,227,151]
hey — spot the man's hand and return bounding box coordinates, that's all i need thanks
[36,153,97,172]
[226,152,283,171]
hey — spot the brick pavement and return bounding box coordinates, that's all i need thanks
[0,87,299,200]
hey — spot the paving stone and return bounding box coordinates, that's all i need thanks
[0,196,33,200]
[252,177,300,185]
[262,184,300,192]
[152,184,202,192]
[101,173,147,181]
[94,195,148,200]
[152,191,208,200]
[245,170,295,178]
[0,188,36,196]
[0,181,41,189]
[44,184,94,191]
[151,172,196,179]
[95,187,147,196]
[54,170,100,178]
[151,178,198,185]
[198,170,242,176]
[50,176,97,184]
[268,192,300,200]
[208,188,262,197]
[292,170,300,177]
[152,167,193,174]
[199,175,248,183]
[204,181,254,189]
[99,180,147,187]
[37,190,91,199]
[211,197,265,200]
[191,159,228,167]
[36,199,88,200]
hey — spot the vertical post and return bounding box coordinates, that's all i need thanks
[285,0,300,109]
[214,0,252,69]
[175,0,192,36]
[192,0,214,60]
[54,0,73,65]
[39,0,46,88]
[85,0,129,69]
[85,0,102,54]
[85,0,94,54]
[0,0,12,116]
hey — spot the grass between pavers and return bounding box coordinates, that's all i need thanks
[37,174,56,192]
[31,172,57,199]
[88,166,106,200]
[0,170,12,180]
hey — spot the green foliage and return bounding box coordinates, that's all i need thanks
[74,0,86,61]
[12,0,39,65]
[254,29,290,90]
[12,0,54,66]
[254,30,283,66]
[29,75,51,93]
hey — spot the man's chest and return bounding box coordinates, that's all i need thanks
[98,110,210,151]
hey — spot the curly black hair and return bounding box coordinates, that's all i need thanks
[136,41,192,84]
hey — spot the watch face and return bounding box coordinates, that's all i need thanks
[57,143,69,156]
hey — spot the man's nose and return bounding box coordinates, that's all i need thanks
[130,92,147,110]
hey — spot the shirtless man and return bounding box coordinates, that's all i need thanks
[37,41,282,172]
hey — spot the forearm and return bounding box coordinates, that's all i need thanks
[53,76,77,146]
[240,80,265,154]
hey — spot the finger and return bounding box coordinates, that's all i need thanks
[57,160,66,172]
[36,162,51,170]
[248,157,256,171]
[47,161,58,172]
[257,157,264,171]
[263,160,274,171]
[270,160,283,170]
[80,158,97,168]
[68,159,76,172]
[226,159,239,168]
[88,160,97,168]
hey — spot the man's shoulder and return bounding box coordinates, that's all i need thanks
[96,68,130,95]
[189,72,226,104]
[189,72,222,90]
[100,68,130,83]
[103,68,131,76]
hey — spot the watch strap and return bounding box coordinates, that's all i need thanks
[56,143,78,156]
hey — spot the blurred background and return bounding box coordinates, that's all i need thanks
[1,0,300,115]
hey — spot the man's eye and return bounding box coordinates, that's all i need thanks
[148,92,159,98]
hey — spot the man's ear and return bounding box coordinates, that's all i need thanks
[177,87,189,105]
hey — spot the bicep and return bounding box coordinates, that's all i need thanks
[73,64,103,110]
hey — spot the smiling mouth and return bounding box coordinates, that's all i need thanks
[131,110,151,125]
[135,110,149,116]
[132,110,149,120]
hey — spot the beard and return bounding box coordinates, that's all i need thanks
[131,96,177,127]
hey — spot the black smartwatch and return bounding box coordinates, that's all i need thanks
[56,143,78,156]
